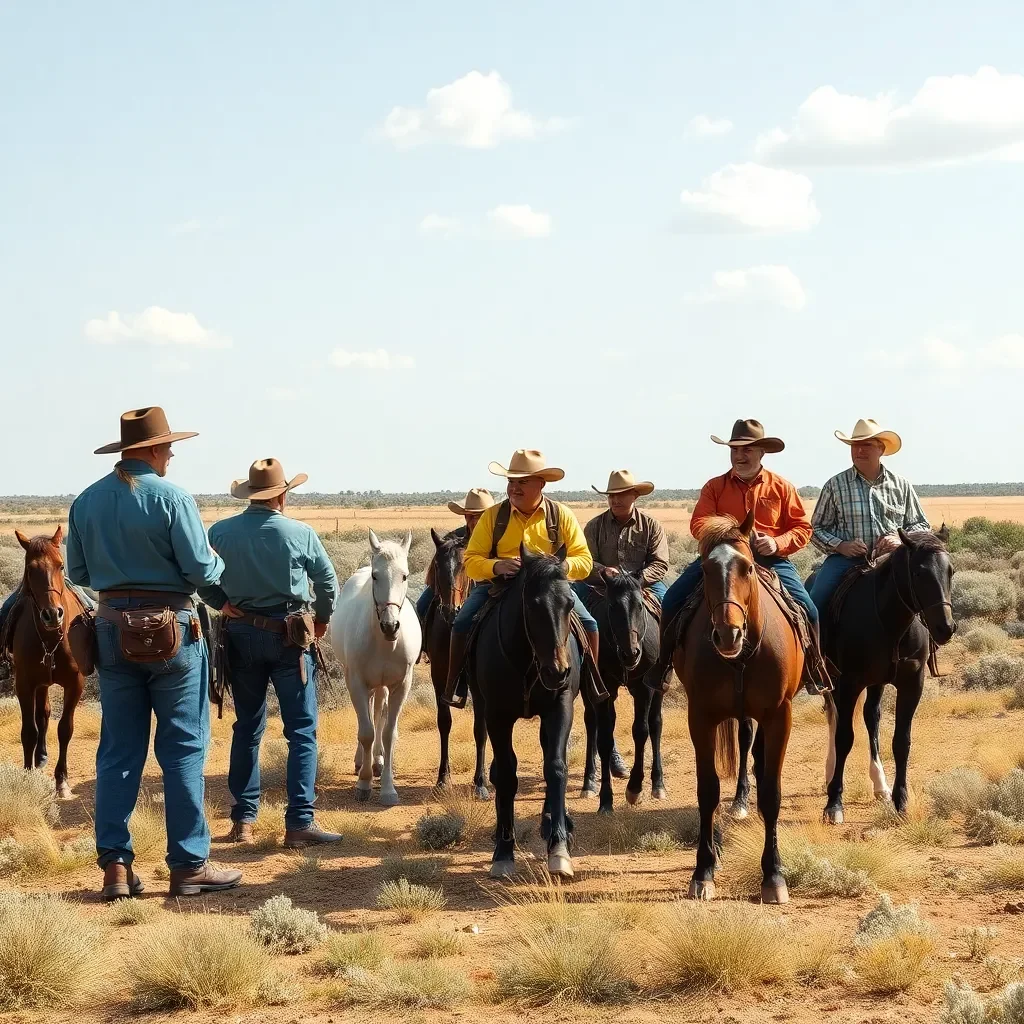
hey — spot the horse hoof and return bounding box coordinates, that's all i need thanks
[354,786,371,803]
[729,802,749,821]
[473,786,491,802]
[548,844,574,879]
[761,880,789,905]
[687,879,716,901]
[56,782,73,800]
[379,790,400,807]
[372,761,383,779]
[651,786,668,801]
[874,789,893,802]
[597,804,613,816]
[823,806,844,825]
[36,757,48,769]
[489,859,516,879]
[579,787,597,800]
[610,754,629,780]
[625,787,642,806]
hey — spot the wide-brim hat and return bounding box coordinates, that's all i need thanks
[710,418,785,454]
[94,406,199,455]
[835,418,902,456]
[488,449,565,483]
[230,458,308,500]
[448,487,496,516]
[592,469,655,497]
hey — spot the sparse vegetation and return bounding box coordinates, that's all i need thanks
[854,932,934,994]
[410,926,466,959]
[338,959,473,1009]
[415,811,466,850]
[855,894,932,944]
[958,926,999,961]
[375,878,446,921]
[0,762,58,835]
[380,851,449,883]
[318,931,388,975]
[930,768,992,818]
[962,653,1024,691]
[107,899,161,926]
[982,849,1024,890]
[250,894,328,953]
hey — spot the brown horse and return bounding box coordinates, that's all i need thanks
[676,511,803,904]
[9,527,87,799]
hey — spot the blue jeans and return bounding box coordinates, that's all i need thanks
[808,553,858,619]
[452,581,599,634]
[663,555,818,627]
[94,599,210,870]
[572,579,668,609]
[226,620,318,830]
[415,586,434,622]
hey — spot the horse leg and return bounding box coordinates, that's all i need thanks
[18,686,38,771]
[863,685,891,801]
[352,683,375,802]
[33,686,51,768]
[487,715,518,878]
[541,695,574,878]
[378,676,409,806]
[730,718,754,819]
[580,692,598,798]
[626,682,651,804]
[55,677,83,799]
[824,678,859,824]
[891,668,924,815]
[649,689,667,800]
[434,671,453,789]
[469,677,490,801]
[595,693,615,815]
[757,704,792,905]
[688,719,720,900]
[371,689,386,778]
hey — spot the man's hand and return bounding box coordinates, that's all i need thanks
[221,601,245,619]
[836,540,869,558]
[872,534,902,558]
[751,532,778,557]
[493,558,522,577]
[602,566,621,577]
[314,621,328,639]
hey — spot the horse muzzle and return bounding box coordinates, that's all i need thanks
[39,606,64,630]
[539,665,571,692]
[712,626,744,659]
[378,621,400,641]
[619,646,643,671]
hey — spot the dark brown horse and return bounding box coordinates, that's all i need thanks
[9,527,87,799]
[423,528,489,799]
[676,511,803,904]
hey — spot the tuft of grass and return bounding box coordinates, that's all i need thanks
[967,810,1024,845]
[962,653,1024,691]
[126,913,273,1010]
[259,738,289,789]
[128,792,167,859]
[634,830,683,854]
[982,849,1024,890]
[958,926,999,961]
[415,812,466,850]
[250,799,286,851]
[0,763,58,836]
[981,956,1018,990]
[854,932,934,994]
[794,926,852,987]
[929,768,992,819]
[410,926,466,959]
[256,972,303,1006]
[375,879,446,922]
[108,899,161,927]
[855,894,932,945]
[340,960,473,1009]
[318,931,388,975]
[994,768,1024,819]
[0,893,100,1010]
[380,851,449,884]
[0,828,94,879]
[249,895,328,953]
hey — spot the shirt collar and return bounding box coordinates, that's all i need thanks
[511,501,544,521]
[850,463,888,486]
[730,468,765,488]
[608,507,638,527]
[243,504,281,517]
[118,458,157,477]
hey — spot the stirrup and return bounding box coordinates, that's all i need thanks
[441,675,469,709]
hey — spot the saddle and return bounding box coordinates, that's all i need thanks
[0,593,24,662]
[640,587,663,625]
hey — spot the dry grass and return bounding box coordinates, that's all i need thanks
[379,850,449,884]
[0,762,58,836]
[921,688,1006,719]
[338,959,473,1009]
[409,926,467,959]
[958,925,999,960]
[107,899,161,926]
[929,767,992,818]
[432,785,491,844]
[854,932,934,994]
[579,805,701,854]
[127,790,167,859]
[249,894,328,953]
[259,738,289,789]
[981,849,1024,890]
[871,796,954,847]
[794,926,853,987]
[317,931,388,975]
[375,878,447,922]
[12,828,94,877]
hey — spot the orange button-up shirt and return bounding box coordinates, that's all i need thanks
[689,469,811,557]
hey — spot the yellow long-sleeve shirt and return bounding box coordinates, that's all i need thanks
[463,500,594,582]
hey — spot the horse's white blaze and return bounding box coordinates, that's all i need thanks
[329,535,420,805]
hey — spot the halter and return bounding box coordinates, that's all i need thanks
[373,597,404,633]
[886,543,953,640]
[24,567,68,683]
[607,582,650,670]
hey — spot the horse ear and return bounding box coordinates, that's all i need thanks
[431,527,443,548]
[403,531,412,553]
[15,530,31,551]
[897,528,911,547]
[740,509,756,537]
[52,525,63,547]
[935,522,950,544]
[554,544,567,563]
[368,528,381,553]
[520,542,534,562]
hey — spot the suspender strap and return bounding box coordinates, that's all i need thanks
[489,500,513,559]
[488,498,562,559]
[544,497,560,550]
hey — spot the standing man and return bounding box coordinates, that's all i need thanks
[67,407,241,901]
[809,419,931,617]
[199,459,340,848]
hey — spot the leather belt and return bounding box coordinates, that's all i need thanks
[233,611,288,634]
[98,590,193,611]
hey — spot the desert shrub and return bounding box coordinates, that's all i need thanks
[410,926,466,960]
[256,973,303,1006]
[1004,982,1024,1024]
[784,845,874,897]
[379,852,449,884]
[318,931,388,975]
[965,810,1024,845]
[958,926,999,960]
[982,850,1024,890]
[249,895,328,953]
[375,879,446,921]
[340,960,472,1009]
[13,830,94,877]
[1009,680,1024,711]
[108,899,161,926]
[952,570,1017,620]
[958,618,1011,654]
[634,830,683,854]
[855,894,931,945]
[929,768,991,818]
[0,762,58,834]
[415,812,465,850]
[992,768,1024,819]
[1005,621,1024,639]
[951,519,1024,559]
[855,932,933,994]
[962,653,1024,691]
[941,980,1024,1024]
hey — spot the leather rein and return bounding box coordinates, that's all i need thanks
[21,567,69,682]
[876,543,952,644]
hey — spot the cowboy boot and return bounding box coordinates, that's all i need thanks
[168,861,242,897]
[643,615,677,693]
[802,621,831,695]
[101,862,145,902]
[284,819,344,848]
[219,820,254,844]
[442,632,470,708]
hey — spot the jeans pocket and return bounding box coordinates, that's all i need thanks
[95,618,120,669]
[227,629,253,671]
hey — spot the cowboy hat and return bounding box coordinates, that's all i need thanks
[488,449,565,483]
[94,406,199,455]
[835,418,902,456]
[230,458,308,500]
[710,418,785,454]
[592,469,655,497]
[447,488,496,516]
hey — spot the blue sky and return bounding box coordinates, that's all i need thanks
[3,1,1024,495]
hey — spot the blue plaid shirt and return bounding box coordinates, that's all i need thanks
[811,465,930,554]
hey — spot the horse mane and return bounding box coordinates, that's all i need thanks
[521,552,567,586]
[697,515,749,559]
[903,530,947,554]
[371,539,411,566]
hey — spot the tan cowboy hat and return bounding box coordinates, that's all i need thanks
[94,406,199,455]
[710,418,785,454]
[230,458,308,500]
[835,418,902,456]
[448,488,496,516]
[488,449,565,483]
[592,469,655,497]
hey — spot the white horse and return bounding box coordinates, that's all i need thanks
[330,529,421,806]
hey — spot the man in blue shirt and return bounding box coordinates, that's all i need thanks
[200,459,340,848]
[67,407,241,901]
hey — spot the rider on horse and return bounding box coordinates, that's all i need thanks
[446,450,597,700]
[808,418,931,618]
[644,418,819,692]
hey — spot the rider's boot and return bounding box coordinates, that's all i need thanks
[442,632,470,708]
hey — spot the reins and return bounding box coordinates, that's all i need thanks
[21,563,69,683]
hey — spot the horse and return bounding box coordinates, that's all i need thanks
[8,527,87,799]
[819,527,955,824]
[330,529,421,806]
[676,511,804,903]
[580,571,664,813]
[423,528,489,799]
[473,543,581,879]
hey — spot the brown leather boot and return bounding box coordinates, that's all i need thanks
[585,630,599,667]
[643,614,678,693]
[284,819,343,848]
[168,861,242,897]
[220,821,254,844]
[101,862,145,902]
[442,632,470,708]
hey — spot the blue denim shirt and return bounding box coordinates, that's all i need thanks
[66,460,224,594]
[199,505,338,623]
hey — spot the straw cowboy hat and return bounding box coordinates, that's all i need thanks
[710,418,785,454]
[448,488,496,516]
[835,418,902,456]
[488,449,565,483]
[94,406,199,455]
[230,459,308,500]
[592,469,655,497]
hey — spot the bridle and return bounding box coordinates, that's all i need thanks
[885,543,953,640]
[23,564,67,681]
[607,581,649,670]
[702,547,765,665]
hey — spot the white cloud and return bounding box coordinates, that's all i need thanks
[419,214,461,238]
[686,265,807,311]
[170,218,201,236]
[756,66,1024,168]
[84,307,231,348]
[329,348,415,371]
[678,162,820,232]
[686,114,733,138]
[487,204,552,238]
[266,387,298,401]
[381,70,564,149]
[982,333,1024,368]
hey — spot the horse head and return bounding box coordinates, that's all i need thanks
[591,569,646,669]
[430,527,467,625]
[519,542,574,690]
[895,524,956,646]
[16,526,66,632]
[368,528,412,642]
[698,510,758,659]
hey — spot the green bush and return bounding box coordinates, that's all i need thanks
[949,518,1024,558]
[415,812,466,850]
[951,570,1017,620]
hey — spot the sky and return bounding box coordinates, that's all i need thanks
[3,1,1024,496]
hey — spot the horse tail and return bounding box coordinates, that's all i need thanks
[714,718,738,779]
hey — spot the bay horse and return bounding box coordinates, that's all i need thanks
[678,511,803,903]
[580,571,664,813]
[820,527,955,824]
[473,544,581,879]
[423,528,489,799]
[9,527,87,799]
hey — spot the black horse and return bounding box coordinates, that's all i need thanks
[423,529,489,799]
[472,543,581,879]
[580,572,664,813]
[819,527,955,823]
